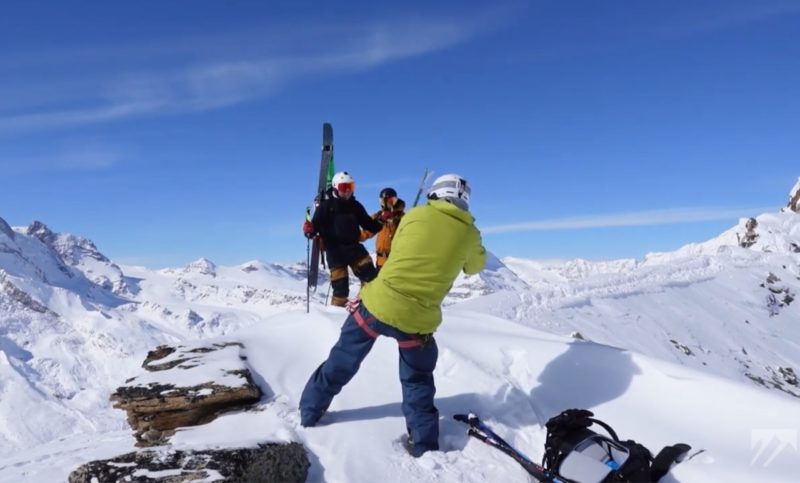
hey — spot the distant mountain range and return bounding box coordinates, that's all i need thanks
[0,179,798,455]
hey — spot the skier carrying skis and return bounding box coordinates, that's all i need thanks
[303,171,388,307]
[360,187,406,273]
[299,174,487,457]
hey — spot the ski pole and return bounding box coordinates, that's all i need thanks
[305,207,312,313]
[412,168,431,207]
[454,414,562,482]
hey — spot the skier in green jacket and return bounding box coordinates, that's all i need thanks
[300,173,487,457]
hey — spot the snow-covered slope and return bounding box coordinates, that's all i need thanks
[478,211,800,397]
[1,204,799,482]
[3,310,799,482]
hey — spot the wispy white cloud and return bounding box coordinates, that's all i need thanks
[0,12,506,134]
[1,145,125,174]
[483,206,777,234]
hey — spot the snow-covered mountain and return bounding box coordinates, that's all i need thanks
[1,181,799,482]
[457,210,800,397]
[0,221,316,454]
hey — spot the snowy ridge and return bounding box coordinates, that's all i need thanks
[482,211,800,396]
[447,252,532,303]
[25,221,130,295]
[4,309,799,482]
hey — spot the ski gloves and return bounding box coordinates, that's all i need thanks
[304,210,389,239]
[378,210,392,223]
[303,220,315,239]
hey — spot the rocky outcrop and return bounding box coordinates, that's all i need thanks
[27,221,112,264]
[737,217,759,248]
[25,220,130,293]
[788,177,800,213]
[670,339,694,356]
[184,258,217,277]
[745,366,800,398]
[0,270,59,316]
[111,342,262,446]
[762,272,795,317]
[72,341,310,482]
[25,221,57,246]
[68,444,310,483]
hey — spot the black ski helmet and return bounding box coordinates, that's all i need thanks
[379,187,397,200]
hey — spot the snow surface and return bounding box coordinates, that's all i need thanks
[1,210,799,482]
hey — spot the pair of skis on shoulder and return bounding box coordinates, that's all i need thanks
[305,123,430,311]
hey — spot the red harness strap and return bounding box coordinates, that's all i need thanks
[397,338,423,349]
[353,307,379,339]
[352,308,423,349]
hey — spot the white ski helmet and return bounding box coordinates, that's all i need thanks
[332,171,355,194]
[427,174,470,211]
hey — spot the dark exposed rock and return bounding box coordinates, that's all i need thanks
[112,342,261,446]
[0,271,59,316]
[81,342,307,482]
[68,443,310,483]
[779,367,798,386]
[788,178,800,213]
[143,346,178,370]
[26,220,56,245]
[142,343,243,372]
[669,339,694,356]
[745,374,800,398]
[737,218,759,248]
[763,272,795,316]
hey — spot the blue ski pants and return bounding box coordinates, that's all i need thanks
[299,303,439,456]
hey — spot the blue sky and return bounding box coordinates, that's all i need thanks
[1,0,798,267]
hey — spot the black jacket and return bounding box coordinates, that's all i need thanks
[311,189,383,267]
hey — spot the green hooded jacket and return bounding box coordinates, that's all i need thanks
[360,199,487,334]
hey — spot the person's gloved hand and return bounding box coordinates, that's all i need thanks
[303,220,314,239]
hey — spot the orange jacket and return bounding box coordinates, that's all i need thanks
[361,199,405,267]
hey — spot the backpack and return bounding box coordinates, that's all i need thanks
[542,409,690,483]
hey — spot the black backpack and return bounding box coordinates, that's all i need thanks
[542,409,690,483]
